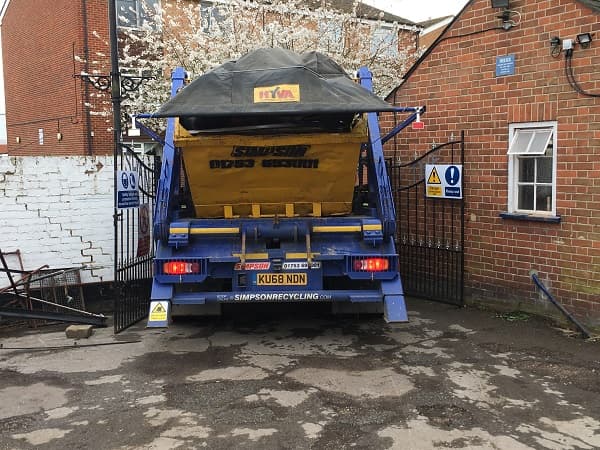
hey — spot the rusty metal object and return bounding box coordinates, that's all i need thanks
[0,249,106,328]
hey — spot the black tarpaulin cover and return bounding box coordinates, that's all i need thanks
[153,48,397,119]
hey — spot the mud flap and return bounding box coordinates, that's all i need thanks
[381,276,408,323]
[384,295,408,323]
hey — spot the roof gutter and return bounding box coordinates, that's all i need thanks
[0,0,10,25]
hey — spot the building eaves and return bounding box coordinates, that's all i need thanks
[420,15,454,37]
[418,15,453,29]
[305,0,416,26]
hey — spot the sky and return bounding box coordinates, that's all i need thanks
[363,0,470,22]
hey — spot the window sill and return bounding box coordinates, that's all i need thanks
[499,212,561,223]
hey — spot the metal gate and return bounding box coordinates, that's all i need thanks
[114,145,159,333]
[388,132,465,306]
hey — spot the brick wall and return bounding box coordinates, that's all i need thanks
[0,154,113,284]
[82,0,113,156]
[1,0,112,156]
[385,0,600,325]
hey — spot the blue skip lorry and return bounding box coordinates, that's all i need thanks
[140,49,424,325]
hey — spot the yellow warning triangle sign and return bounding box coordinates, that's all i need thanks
[428,167,442,184]
[152,303,166,314]
[148,301,169,326]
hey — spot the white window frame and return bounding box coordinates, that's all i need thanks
[319,20,344,50]
[200,1,228,33]
[508,121,557,216]
[116,0,160,30]
[370,25,399,58]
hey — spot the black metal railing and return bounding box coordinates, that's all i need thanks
[114,145,159,333]
[387,132,465,306]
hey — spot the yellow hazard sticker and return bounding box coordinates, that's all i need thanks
[427,166,442,184]
[254,84,300,103]
[426,186,442,197]
[149,302,168,322]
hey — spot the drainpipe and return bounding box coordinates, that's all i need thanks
[415,29,420,52]
[81,0,94,156]
[530,271,591,339]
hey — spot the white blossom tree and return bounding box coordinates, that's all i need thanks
[91,0,420,128]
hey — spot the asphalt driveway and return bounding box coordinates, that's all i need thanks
[1,299,599,449]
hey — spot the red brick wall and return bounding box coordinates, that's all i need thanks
[82,0,113,156]
[420,24,449,49]
[385,0,600,324]
[2,0,111,156]
[398,28,420,58]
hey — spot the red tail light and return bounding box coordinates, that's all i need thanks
[353,258,389,272]
[163,261,200,275]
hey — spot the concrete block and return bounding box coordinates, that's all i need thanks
[73,255,93,264]
[67,187,90,196]
[18,225,48,235]
[65,324,94,339]
[0,210,30,220]
[49,230,66,238]
[90,267,112,281]
[60,236,83,245]
[0,154,16,173]
[0,203,26,212]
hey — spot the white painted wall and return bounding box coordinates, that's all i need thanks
[0,154,114,284]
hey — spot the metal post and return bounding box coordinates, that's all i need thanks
[109,0,122,146]
[108,0,121,304]
[460,130,465,304]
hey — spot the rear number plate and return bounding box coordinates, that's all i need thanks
[257,273,307,286]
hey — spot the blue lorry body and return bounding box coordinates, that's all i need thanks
[141,66,424,324]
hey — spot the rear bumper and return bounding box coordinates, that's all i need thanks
[170,289,383,304]
[150,276,408,322]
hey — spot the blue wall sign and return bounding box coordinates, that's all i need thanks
[496,54,515,77]
[117,170,140,209]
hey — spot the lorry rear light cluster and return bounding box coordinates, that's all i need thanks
[353,258,389,272]
[163,261,201,275]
